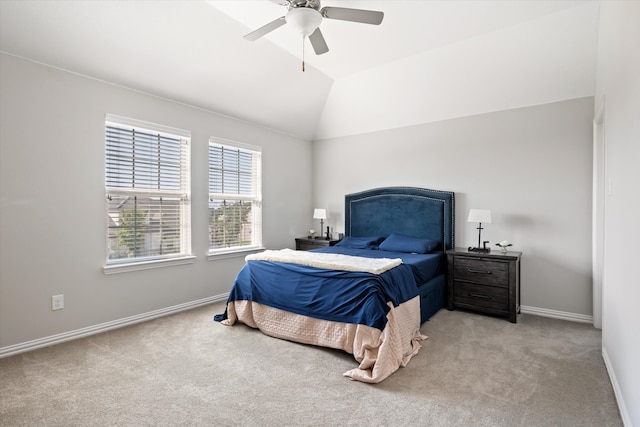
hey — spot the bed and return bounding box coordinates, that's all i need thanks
[215,187,455,383]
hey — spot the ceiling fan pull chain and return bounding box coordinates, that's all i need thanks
[302,35,305,72]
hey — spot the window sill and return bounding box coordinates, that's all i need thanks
[207,246,265,261]
[103,255,196,275]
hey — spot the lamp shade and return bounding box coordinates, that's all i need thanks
[313,208,327,220]
[286,7,322,37]
[468,209,492,223]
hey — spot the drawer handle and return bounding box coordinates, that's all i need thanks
[468,292,492,300]
[467,268,492,275]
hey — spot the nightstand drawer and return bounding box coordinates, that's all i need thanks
[453,281,508,312]
[295,238,341,251]
[298,241,326,251]
[453,257,509,287]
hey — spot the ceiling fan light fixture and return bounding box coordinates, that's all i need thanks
[285,7,322,37]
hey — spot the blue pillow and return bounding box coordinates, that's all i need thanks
[335,236,384,249]
[378,234,439,254]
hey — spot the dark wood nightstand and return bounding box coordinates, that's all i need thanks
[446,248,522,323]
[295,237,341,251]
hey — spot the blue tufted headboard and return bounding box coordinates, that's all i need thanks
[344,187,455,250]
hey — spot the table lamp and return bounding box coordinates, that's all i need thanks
[313,208,327,240]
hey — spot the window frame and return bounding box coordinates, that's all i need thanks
[207,137,263,259]
[103,114,194,274]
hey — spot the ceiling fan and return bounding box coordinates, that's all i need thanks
[244,0,384,60]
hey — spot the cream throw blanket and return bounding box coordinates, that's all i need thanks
[246,248,402,275]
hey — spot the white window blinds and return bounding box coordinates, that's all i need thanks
[105,115,191,264]
[105,125,182,191]
[208,138,262,252]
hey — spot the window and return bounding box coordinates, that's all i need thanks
[105,115,192,271]
[208,138,262,255]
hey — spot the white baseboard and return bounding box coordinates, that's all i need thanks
[520,305,594,324]
[0,294,228,359]
[1,301,595,358]
[602,347,632,426]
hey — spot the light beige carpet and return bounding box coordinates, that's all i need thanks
[0,302,622,426]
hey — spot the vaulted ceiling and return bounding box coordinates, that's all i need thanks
[0,1,599,141]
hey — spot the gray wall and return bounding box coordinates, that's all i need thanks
[313,97,594,318]
[0,54,595,349]
[0,54,312,348]
[595,2,640,425]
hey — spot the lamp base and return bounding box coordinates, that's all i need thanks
[468,247,491,253]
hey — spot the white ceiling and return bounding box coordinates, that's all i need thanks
[208,0,589,79]
[0,0,596,140]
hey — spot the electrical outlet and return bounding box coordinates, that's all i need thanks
[52,294,64,311]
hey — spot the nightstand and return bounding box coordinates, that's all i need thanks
[446,248,522,323]
[295,237,341,251]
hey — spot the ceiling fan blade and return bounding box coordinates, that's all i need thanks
[243,16,287,41]
[308,28,329,55]
[321,7,384,25]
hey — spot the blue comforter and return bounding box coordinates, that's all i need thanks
[215,250,421,331]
